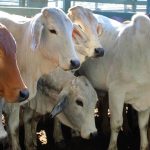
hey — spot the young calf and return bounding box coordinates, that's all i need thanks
[4,68,98,149]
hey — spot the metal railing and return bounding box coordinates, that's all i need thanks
[0,0,149,19]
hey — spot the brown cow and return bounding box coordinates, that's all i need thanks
[0,23,29,140]
[0,23,29,102]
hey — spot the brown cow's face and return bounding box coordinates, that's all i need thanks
[0,24,29,103]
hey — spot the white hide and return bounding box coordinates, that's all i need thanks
[78,13,150,150]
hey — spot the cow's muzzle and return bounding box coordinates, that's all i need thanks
[94,48,104,57]
[70,59,80,69]
[18,88,29,102]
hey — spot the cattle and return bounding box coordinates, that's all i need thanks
[0,23,29,103]
[0,7,82,144]
[4,67,98,149]
[75,12,150,149]
[0,23,29,140]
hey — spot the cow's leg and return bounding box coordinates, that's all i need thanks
[31,118,39,147]
[53,118,64,143]
[138,109,150,150]
[0,100,7,140]
[108,86,125,150]
[7,104,21,150]
[23,106,36,150]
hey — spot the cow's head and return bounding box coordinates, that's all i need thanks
[68,6,104,61]
[30,7,80,70]
[0,24,29,103]
[50,76,98,139]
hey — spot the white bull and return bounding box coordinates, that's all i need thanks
[67,6,150,150]
[13,68,97,149]
[77,12,150,149]
[0,7,82,142]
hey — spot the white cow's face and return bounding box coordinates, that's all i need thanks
[57,76,98,139]
[36,70,98,139]
[42,8,81,70]
[31,7,80,70]
[68,6,104,60]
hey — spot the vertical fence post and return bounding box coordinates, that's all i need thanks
[132,0,136,12]
[19,0,25,7]
[27,0,48,7]
[147,0,150,14]
[63,0,71,13]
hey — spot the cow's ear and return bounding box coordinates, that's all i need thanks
[30,15,44,51]
[72,24,88,44]
[42,9,49,17]
[49,90,69,118]
[97,23,103,36]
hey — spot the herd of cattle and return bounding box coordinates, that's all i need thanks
[0,5,150,150]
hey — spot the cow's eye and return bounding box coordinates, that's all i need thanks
[76,99,83,107]
[49,29,57,34]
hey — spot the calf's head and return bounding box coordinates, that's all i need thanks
[50,76,98,139]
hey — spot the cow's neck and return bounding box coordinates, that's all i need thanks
[96,15,122,51]
[17,45,57,100]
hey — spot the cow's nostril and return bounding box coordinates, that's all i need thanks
[19,89,29,102]
[70,60,80,69]
[94,48,104,57]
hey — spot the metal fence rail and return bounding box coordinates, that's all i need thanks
[0,0,149,19]
[0,0,19,6]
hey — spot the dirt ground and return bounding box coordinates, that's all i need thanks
[34,114,140,150]
[32,101,142,150]
[0,100,145,150]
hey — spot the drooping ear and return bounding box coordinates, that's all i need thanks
[72,24,88,45]
[49,90,69,119]
[30,14,44,51]
[97,23,103,36]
